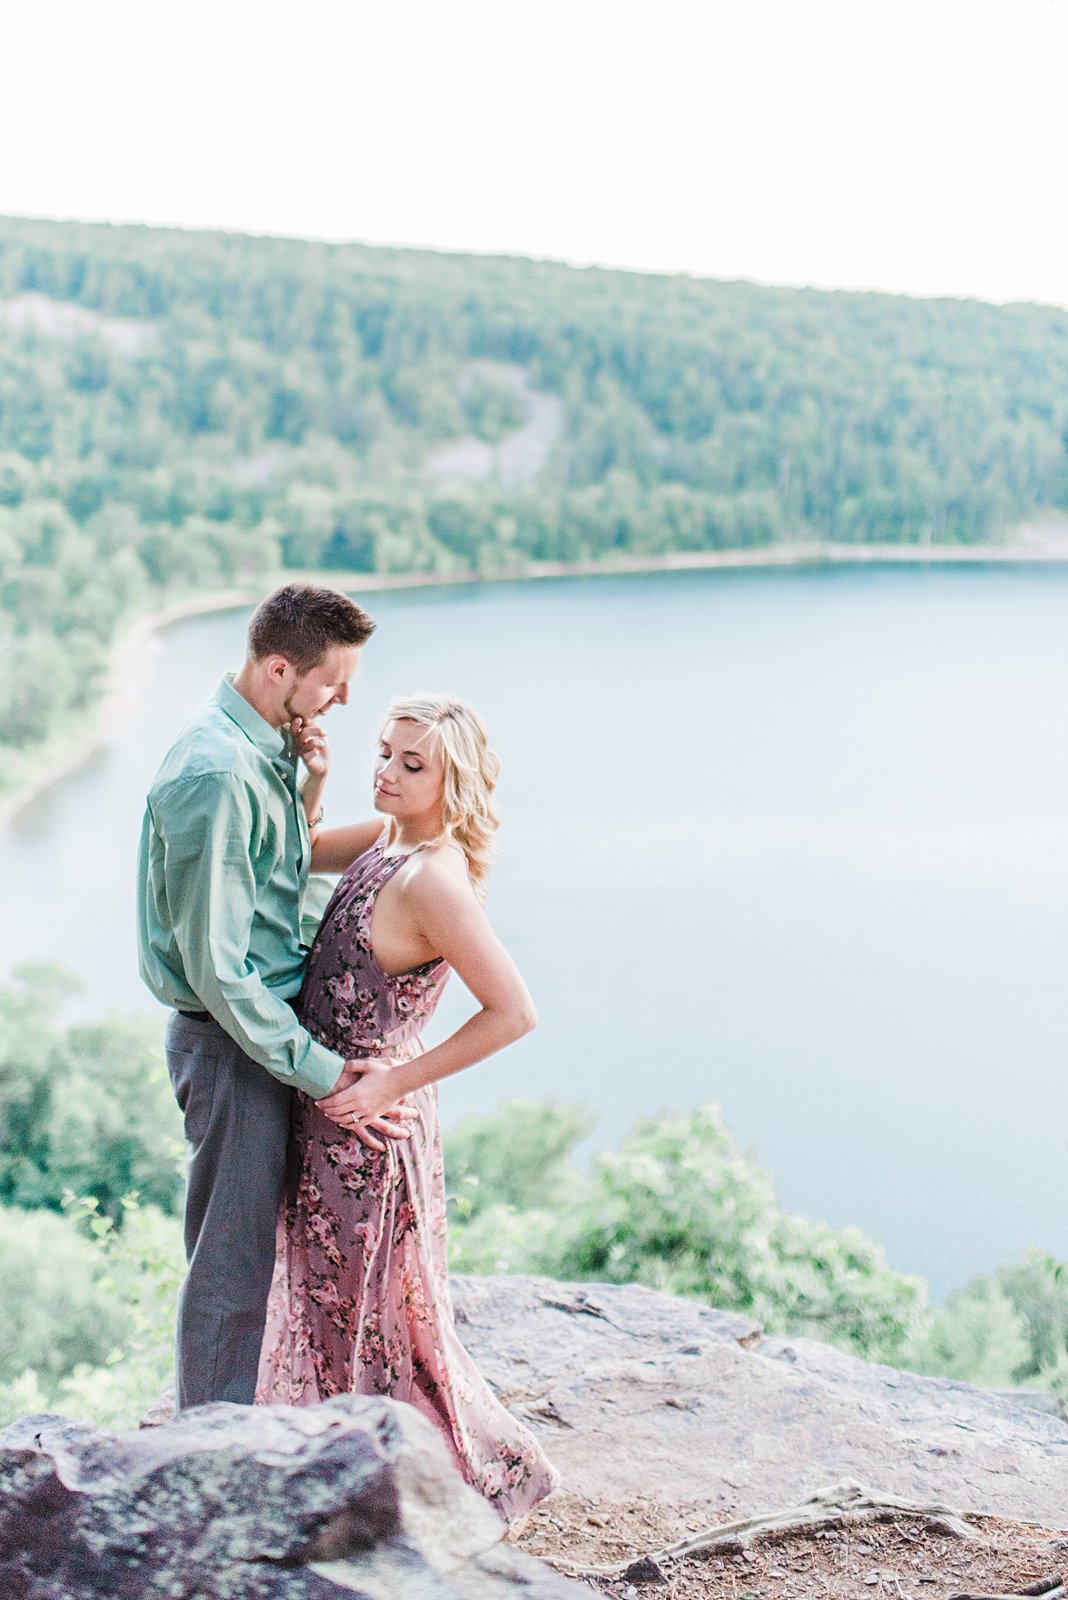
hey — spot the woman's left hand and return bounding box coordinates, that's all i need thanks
[319,1058,412,1137]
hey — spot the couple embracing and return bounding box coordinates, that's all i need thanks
[136,582,558,1527]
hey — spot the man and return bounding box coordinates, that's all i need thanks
[137,582,406,1410]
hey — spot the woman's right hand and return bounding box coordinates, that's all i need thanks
[292,716,329,779]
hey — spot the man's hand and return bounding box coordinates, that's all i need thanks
[318,1059,416,1152]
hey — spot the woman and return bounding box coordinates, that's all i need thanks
[255,693,559,1527]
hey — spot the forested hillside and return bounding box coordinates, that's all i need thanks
[1,214,1067,762]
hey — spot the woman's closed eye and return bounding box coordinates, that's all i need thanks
[378,743,423,774]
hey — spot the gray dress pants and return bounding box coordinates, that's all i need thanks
[165,1011,293,1409]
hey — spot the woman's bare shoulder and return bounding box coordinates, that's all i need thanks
[395,841,472,901]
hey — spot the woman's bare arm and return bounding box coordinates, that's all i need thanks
[310,820,387,873]
[317,852,536,1124]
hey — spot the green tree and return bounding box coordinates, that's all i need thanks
[901,1278,1031,1390]
[996,1250,1068,1380]
[0,967,183,1219]
[445,1099,592,1219]
[462,373,524,442]
[0,1197,183,1430]
[0,1205,132,1390]
[446,1101,926,1362]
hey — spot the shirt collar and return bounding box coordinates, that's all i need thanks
[213,675,289,761]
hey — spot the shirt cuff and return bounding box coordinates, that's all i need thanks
[293,1035,346,1099]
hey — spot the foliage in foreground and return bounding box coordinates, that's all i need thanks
[446,1100,927,1362]
[445,1101,1068,1399]
[2,1096,1066,1431]
[0,1196,182,1430]
[0,966,184,1220]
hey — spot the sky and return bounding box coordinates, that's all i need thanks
[2,0,1067,307]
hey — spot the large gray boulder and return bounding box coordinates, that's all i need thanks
[451,1274,1068,1528]
[0,1394,582,1599]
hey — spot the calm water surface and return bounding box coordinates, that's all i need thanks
[4,565,1068,1297]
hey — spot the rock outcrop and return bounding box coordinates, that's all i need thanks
[0,1394,583,1598]
[451,1275,1068,1529]
[5,1275,1066,1597]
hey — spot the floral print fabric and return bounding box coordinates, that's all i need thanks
[255,830,559,1524]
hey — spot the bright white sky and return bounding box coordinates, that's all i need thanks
[2,0,1066,306]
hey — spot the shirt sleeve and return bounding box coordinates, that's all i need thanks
[154,770,344,1099]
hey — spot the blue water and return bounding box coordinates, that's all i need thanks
[4,564,1068,1297]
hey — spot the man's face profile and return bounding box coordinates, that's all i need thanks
[283,644,363,724]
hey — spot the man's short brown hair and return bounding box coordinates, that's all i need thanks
[247,583,376,672]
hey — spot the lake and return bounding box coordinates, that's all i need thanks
[4,563,1068,1298]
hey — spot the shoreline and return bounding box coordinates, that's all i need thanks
[5,536,1068,829]
[0,588,264,831]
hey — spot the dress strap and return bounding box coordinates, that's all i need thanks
[379,831,458,862]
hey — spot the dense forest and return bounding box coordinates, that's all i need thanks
[1,214,1068,769]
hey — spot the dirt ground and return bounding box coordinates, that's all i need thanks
[516,1489,1067,1600]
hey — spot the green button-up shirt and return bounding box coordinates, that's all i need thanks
[136,676,342,1099]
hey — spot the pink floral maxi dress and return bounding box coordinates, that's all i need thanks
[256,832,559,1523]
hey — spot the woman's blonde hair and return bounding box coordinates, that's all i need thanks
[379,693,500,897]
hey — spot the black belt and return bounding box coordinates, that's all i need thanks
[176,999,297,1021]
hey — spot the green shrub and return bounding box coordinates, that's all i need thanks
[0,1204,132,1388]
[0,966,183,1219]
[445,1099,592,1220]
[901,1278,1032,1389]
[446,1203,569,1276]
[0,1195,183,1431]
[995,1249,1068,1380]
[446,1101,926,1361]
[53,1196,183,1430]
